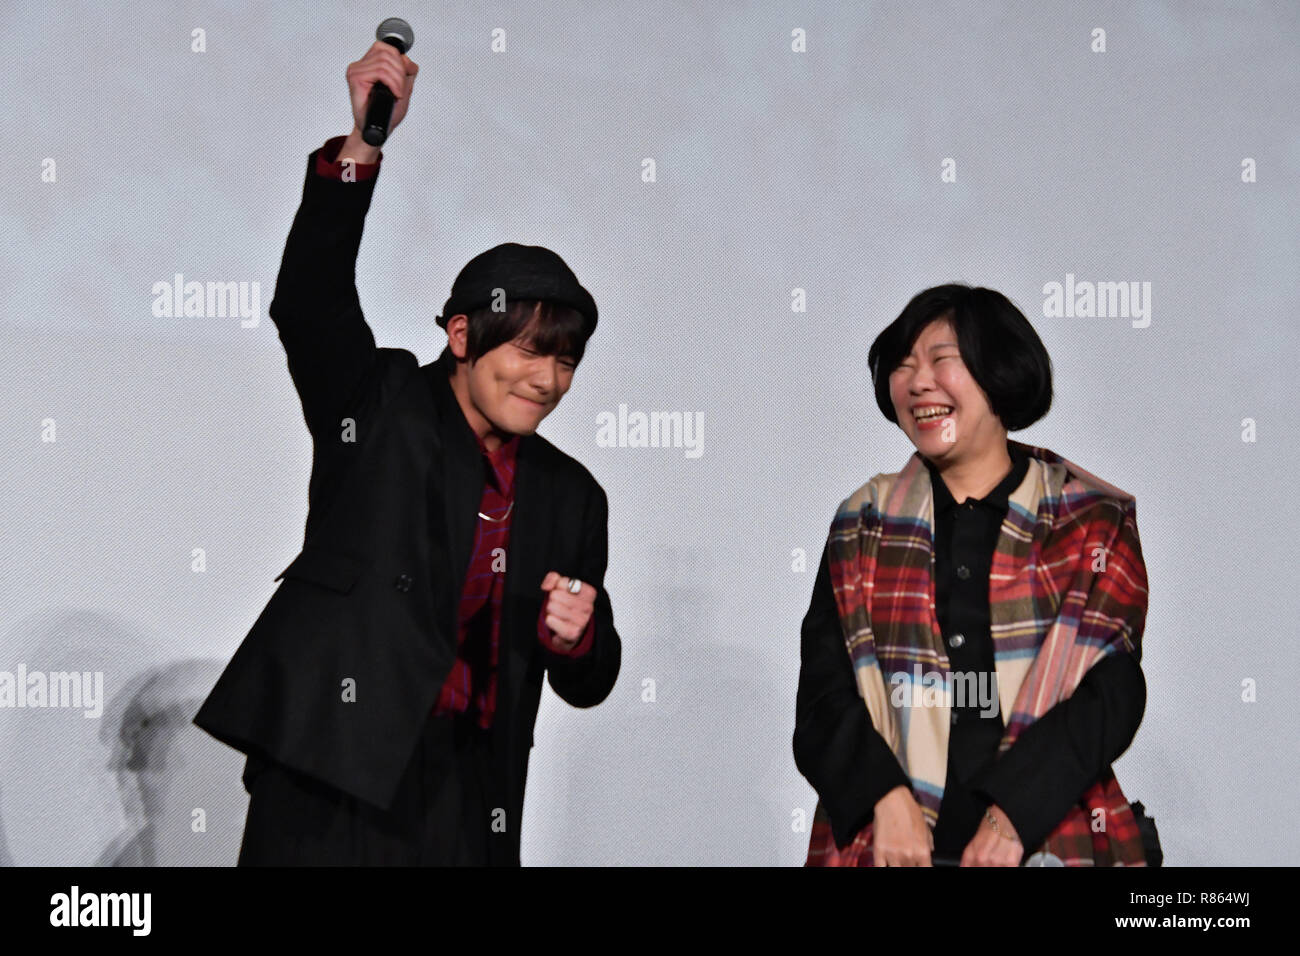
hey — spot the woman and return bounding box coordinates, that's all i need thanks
[793,284,1150,866]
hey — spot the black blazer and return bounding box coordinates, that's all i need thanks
[193,146,621,860]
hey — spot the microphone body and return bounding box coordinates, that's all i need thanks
[362,18,415,146]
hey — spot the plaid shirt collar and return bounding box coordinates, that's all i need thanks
[472,429,521,496]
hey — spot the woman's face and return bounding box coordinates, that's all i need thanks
[887,317,1003,464]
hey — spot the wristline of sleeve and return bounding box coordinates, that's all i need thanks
[315,135,381,180]
[296,142,382,220]
[831,737,911,851]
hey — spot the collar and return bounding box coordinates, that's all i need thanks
[427,345,481,455]
[924,440,1029,515]
[475,429,520,494]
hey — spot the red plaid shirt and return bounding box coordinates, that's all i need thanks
[315,136,595,730]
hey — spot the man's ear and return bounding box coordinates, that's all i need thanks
[446,314,471,360]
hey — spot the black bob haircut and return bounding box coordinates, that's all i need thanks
[867,284,1053,432]
[455,298,592,367]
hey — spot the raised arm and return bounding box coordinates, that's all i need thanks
[269,41,418,442]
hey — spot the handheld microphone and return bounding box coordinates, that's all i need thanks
[362,17,415,146]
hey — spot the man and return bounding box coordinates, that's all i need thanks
[194,40,620,865]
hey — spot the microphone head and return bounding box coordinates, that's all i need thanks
[376,17,414,53]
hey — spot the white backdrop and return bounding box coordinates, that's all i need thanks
[0,1,1296,866]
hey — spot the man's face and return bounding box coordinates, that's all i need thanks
[448,316,577,439]
[469,339,575,435]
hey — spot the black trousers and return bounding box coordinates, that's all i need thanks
[237,710,515,866]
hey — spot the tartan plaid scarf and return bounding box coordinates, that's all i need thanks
[806,439,1148,866]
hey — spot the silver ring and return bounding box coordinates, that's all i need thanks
[566,576,582,594]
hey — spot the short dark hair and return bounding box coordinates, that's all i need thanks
[459,298,591,366]
[867,284,1053,431]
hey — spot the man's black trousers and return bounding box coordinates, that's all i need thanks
[236,710,516,866]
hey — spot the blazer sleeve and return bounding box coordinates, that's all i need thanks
[544,479,621,707]
[968,650,1146,852]
[793,542,911,850]
[269,142,383,444]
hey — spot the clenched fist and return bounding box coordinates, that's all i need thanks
[540,572,596,651]
[346,41,419,141]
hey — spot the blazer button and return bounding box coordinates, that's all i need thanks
[948,632,965,648]
[393,573,412,592]
[956,565,971,580]
[951,710,959,725]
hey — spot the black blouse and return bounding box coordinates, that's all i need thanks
[793,442,1146,856]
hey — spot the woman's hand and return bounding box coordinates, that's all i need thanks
[872,785,933,866]
[960,804,1023,866]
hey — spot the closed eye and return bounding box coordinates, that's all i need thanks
[518,344,576,370]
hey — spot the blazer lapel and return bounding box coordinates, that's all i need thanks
[441,432,482,594]
[424,351,485,612]
[497,431,553,751]
[508,435,554,618]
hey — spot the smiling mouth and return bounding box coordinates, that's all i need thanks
[912,405,955,422]
[515,395,546,408]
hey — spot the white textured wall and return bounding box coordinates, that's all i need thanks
[0,1,1295,865]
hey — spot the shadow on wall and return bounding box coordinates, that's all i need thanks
[0,609,245,865]
[95,657,246,866]
[527,544,799,865]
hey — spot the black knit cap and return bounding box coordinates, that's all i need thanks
[436,242,597,336]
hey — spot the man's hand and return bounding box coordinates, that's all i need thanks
[540,572,596,651]
[871,785,933,866]
[960,804,1024,866]
[342,41,419,161]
